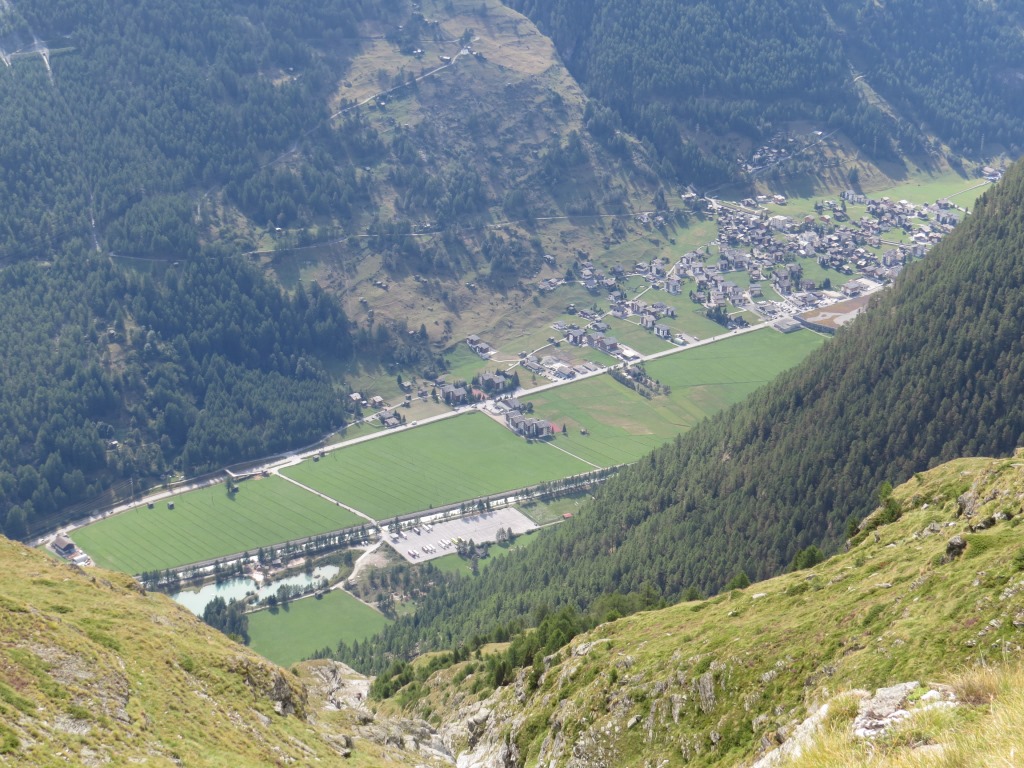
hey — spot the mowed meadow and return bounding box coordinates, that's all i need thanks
[282,412,593,519]
[528,328,824,466]
[247,589,391,667]
[71,329,823,574]
[71,477,364,574]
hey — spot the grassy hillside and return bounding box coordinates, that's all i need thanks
[399,456,1024,766]
[0,536,447,766]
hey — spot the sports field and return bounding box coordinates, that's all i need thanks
[71,477,364,574]
[247,590,391,667]
[528,328,824,466]
[282,412,592,520]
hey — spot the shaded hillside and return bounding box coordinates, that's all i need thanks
[405,456,1024,766]
[506,0,1024,184]
[0,0,664,285]
[0,253,372,540]
[0,535,451,767]
[336,159,1024,668]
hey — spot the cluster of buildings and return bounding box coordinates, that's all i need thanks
[51,533,91,566]
[519,350,603,380]
[494,398,555,439]
[466,335,496,359]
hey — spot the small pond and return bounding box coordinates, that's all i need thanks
[171,565,340,615]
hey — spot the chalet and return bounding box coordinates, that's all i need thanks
[749,283,763,298]
[349,392,362,403]
[565,328,586,345]
[52,534,76,558]
[520,357,544,374]
[592,335,619,354]
[640,314,657,329]
[654,323,672,339]
[371,395,385,408]
[591,321,609,333]
[466,335,494,358]
[480,372,510,392]
[509,416,554,439]
[440,384,469,405]
[665,277,682,295]
[841,279,863,297]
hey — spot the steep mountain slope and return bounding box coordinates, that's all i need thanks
[0,254,370,541]
[0,535,454,766]
[337,158,1024,669]
[404,456,1024,766]
[506,0,1024,184]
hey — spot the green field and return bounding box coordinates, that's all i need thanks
[282,413,592,520]
[430,532,542,576]
[868,174,990,207]
[72,477,365,574]
[665,307,733,340]
[247,589,391,667]
[73,331,820,575]
[528,329,824,465]
[604,318,674,355]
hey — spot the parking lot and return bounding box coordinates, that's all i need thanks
[385,507,538,563]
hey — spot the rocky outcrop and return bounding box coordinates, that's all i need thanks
[945,534,967,561]
[229,655,308,717]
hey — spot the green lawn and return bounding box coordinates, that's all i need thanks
[520,493,595,525]
[71,477,365,574]
[282,413,592,520]
[603,318,674,355]
[528,329,824,465]
[666,307,732,340]
[247,589,391,667]
[430,533,543,576]
[867,173,990,207]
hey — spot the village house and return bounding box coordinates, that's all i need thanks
[654,323,672,339]
[52,534,76,558]
[565,328,587,345]
[440,384,469,405]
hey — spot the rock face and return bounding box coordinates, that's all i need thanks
[229,655,308,717]
[852,681,919,738]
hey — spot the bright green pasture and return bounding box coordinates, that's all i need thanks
[604,318,674,355]
[247,590,391,666]
[71,477,365,574]
[282,413,591,520]
[528,329,824,465]
[868,174,990,207]
[665,307,732,340]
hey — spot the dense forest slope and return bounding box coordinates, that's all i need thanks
[0,534,454,766]
[0,254,366,540]
[0,0,663,283]
[337,158,1024,669]
[408,457,1024,766]
[507,0,1024,185]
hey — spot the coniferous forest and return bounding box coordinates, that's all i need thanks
[333,158,1024,673]
[507,0,1024,185]
[0,252,354,539]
